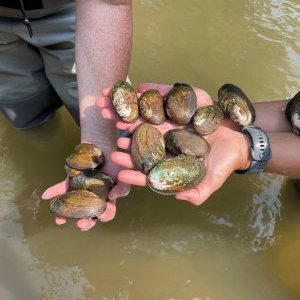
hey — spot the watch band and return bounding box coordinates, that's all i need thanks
[236,126,272,174]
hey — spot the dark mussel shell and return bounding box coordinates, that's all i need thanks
[218,83,255,126]
[111,80,139,123]
[65,143,105,171]
[166,83,197,125]
[164,129,210,157]
[192,105,224,135]
[69,170,115,198]
[139,89,166,125]
[285,91,300,136]
[147,154,206,195]
[50,190,107,219]
[131,123,166,174]
[64,164,82,178]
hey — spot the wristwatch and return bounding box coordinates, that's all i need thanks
[236,126,272,174]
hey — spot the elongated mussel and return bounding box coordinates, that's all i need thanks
[218,83,255,126]
[131,123,166,174]
[285,91,300,136]
[111,80,139,123]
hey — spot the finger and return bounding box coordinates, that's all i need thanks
[55,216,67,225]
[109,182,131,200]
[118,170,147,186]
[95,97,112,108]
[101,108,119,121]
[76,218,97,231]
[137,83,173,96]
[116,119,143,132]
[111,151,135,169]
[102,87,112,97]
[98,199,117,222]
[117,137,131,150]
[42,180,69,200]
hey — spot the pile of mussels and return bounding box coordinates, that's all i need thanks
[111,81,256,195]
[50,143,115,219]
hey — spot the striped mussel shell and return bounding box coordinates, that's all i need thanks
[111,80,139,123]
[165,83,197,125]
[192,104,224,135]
[218,83,255,126]
[50,190,107,219]
[147,154,206,195]
[285,91,300,136]
[139,89,166,125]
[164,129,210,158]
[131,123,166,174]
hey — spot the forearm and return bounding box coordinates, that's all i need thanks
[75,0,132,152]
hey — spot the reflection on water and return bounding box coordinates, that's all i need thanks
[0,0,300,299]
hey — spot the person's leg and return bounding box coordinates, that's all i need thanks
[0,19,62,129]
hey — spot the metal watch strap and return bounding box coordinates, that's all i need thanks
[236,126,272,174]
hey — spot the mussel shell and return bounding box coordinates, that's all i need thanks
[111,80,139,123]
[131,123,166,174]
[285,91,300,136]
[69,170,115,198]
[50,190,107,219]
[139,89,166,125]
[65,143,105,171]
[166,83,197,125]
[147,155,206,195]
[218,83,255,126]
[192,105,224,135]
[64,164,82,178]
[164,129,210,157]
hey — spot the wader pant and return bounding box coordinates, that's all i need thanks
[0,7,78,129]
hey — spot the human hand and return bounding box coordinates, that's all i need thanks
[96,82,251,205]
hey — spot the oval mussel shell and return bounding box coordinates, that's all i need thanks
[139,89,166,125]
[218,83,255,126]
[65,143,105,171]
[166,83,197,125]
[64,164,82,178]
[192,105,224,135]
[131,123,166,174]
[147,154,206,195]
[285,91,300,136]
[50,190,107,219]
[164,129,210,157]
[111,80,139,123]
[69,170,115,198]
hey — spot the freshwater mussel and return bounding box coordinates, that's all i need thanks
[164,129,210,157]
[165,83,197,125]
[139,89,166,125]
[111,80,139,123]
[218,83,255,126]
[131,123,166,174]
[192,104,224,135]
[285,91,300,136]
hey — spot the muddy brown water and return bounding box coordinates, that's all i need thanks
[0,1,299,299]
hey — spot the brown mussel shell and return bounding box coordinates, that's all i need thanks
[139,89,166,125]
[69,170,115,198]
[165,83,197,125]
[64,164,82,178]
[218,83,255,126]
[147,154,206,195]
[131,123,166,174]
[164,129,210,157]
[65,143,105,171]
[285,91,300,136]
[50,190,107,219]
[111,80,139,123]
[192,105,224,135]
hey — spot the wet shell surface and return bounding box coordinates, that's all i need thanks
[65,143,105,171]
[164,129,210,157]
[131,123,166,174]
[50,190,107,219]
[64,164,82,178]
[111,80,139,123]
[69,170,115,198]
[139,89,166,125]
[218,83,255,126]
[285,91,300,136]
[192,105,224,135]
[166,83,197,125]
[147,155,206,195]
